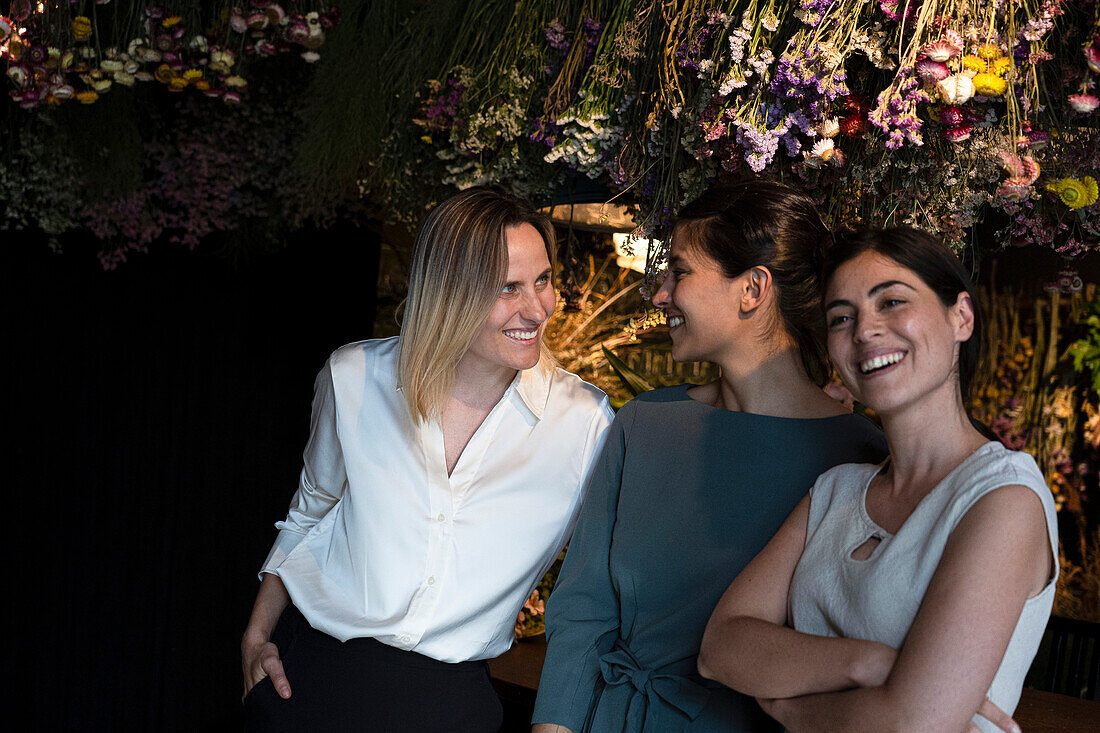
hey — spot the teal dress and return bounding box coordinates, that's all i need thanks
[532,385,887,732]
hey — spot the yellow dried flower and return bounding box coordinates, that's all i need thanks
[972,72,1007,97]
[962,55,987,73]
[1046,177,1100,209]
[193,79,210,91]
[75,90,98,104]
[154,64,174,84]
[182,69,203,81]
[990,57,1012,76]
[162,16,182,28]
[976,43,1001,60]
[72,16,92,41]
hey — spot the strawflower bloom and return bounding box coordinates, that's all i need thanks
[1047,177,1099,209]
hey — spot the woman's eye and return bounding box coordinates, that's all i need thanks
[827,314,851,329]
[672,269,687,280]
[502,284,517,295]
[536,274,550,286]
[882,298,904,308]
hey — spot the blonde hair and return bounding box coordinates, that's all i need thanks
[398,187,557,422]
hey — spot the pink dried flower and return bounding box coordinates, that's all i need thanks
[916,58,950,83]
[1000,152,1040,186]
[229,14,248,33]
[286,19,310,43]
[944,124,973,143]
[1085,45,1100,74]
[1068,93,1100,113]
[939,105,964,126]
[922,38,960,63]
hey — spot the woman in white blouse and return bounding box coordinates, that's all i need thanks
[698,227,1056,733]
[240,187,613,731]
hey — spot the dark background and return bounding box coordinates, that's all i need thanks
[6,226,1095,731]
[8,226,380,731]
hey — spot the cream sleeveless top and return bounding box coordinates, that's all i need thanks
[789,442,1058,731]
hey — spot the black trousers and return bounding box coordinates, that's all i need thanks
[244,606,503,732]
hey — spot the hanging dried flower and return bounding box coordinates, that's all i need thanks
[916,58,950,83]
[921,38,960,63]
[1068,93,1100,113]
[939,105,964,126]
[1046,177,1099,209]
[937,74,974,104]
[72,16,93,42]
[972,73,1007,97]
[944,123,974,143]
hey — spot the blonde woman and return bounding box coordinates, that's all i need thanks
[241,188,614,732]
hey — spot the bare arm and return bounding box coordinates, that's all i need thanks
[241,573,292,700]
[764,485,1048,733]
[531,725,573,733]
[698,496,897,698]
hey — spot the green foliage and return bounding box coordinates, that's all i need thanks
[602,344,654,400]
[1069,299,1100,396]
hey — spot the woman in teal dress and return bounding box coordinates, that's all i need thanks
[532,181,887,733]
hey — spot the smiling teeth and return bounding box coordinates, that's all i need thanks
[667,316,685,328]
[505,330,537,340]
[860,352,905,374]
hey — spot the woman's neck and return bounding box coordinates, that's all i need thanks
[708,343,846,419]
[878,385,989,496]
[452,356,517,411]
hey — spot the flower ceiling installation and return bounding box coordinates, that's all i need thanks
[1,1,340,107]
[370,0,1100,269]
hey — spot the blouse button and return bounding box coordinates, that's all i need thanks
[437,513,446,522]
[427,576,436,585]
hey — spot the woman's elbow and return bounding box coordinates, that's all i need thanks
[696,617,737,683]
[696,645,718,681]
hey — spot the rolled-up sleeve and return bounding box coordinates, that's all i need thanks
[260,359,348,575]
[532,401,634,730]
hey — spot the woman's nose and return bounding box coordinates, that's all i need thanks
[520,289,551,323]
[651,276,673,308]
[854,312,883,342]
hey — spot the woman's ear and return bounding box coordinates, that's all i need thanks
[952,291,975,342]
[740,266,774,314]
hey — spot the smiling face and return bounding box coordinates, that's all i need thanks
[824,251,974,417]
[651,229,746,363]
[461,223,556,378]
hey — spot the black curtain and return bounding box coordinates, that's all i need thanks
[9,225,380,731]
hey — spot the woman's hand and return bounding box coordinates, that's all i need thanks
[241,573,293,701]
[969,698,1020,733]
[764,695,1019,733]
[531,725,574,733]
[241,632,291,701]
[240,629,292,699]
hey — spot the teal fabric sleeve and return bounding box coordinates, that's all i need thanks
[531,401,636,730]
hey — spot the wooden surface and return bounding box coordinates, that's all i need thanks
[490,636,1100,731]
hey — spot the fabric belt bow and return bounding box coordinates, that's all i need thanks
[598,638,711,732]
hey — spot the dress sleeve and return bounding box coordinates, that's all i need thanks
[532,401,633,730]
[259,358,349,576]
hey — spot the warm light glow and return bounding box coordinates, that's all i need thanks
[612,232,658,274]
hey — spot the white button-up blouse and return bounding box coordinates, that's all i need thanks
[261,337,614,663]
